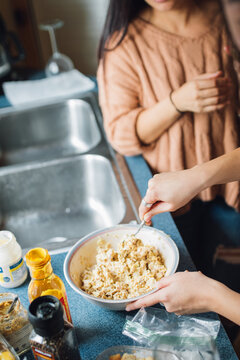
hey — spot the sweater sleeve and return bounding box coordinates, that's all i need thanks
[97,40,148,156]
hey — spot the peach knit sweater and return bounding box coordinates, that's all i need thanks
[97,14,240,210]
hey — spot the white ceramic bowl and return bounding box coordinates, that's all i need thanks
[64,224,179,311]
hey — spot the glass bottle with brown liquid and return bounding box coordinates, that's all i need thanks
[28,295,81,360]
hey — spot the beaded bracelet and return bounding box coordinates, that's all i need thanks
[169,91,183,115]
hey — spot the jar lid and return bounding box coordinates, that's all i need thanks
[25,248,51,267]
[0,231,15,248]
[28,295,64,337]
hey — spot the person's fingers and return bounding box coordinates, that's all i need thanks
[138,204,145,221]
[156,275,171,289]
[126,288,168,311]
[143,202,173,221]
[144,189,159,204]
[199,86,229,99]
[139,198,154,221]
[194,71,222,80]
[141,198,153,208]
[197,77,229,90]
[175,311,184,316]
[139,189,161,220]
[201,95,229,106]
[126,276,171,311]
[202,103,228,112]
[144,219,152,226]
[139,198,153,211]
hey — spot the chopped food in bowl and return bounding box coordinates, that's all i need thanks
[80,236,166,300]
[64,224,179,311]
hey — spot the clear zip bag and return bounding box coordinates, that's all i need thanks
[97,345,184,359]
[123,307,220,360]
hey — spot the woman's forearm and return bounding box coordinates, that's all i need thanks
[136,71,230,144]
[136,96,180,144]
[210,281,240,325]
[195,148,240,191]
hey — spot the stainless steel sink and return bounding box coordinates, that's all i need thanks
[0,155,126,251]
[0,99,101,166]
[0,93,141,253]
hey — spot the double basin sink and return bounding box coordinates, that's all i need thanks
[0,93,141,253]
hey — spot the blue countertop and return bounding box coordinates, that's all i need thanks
[0,154,237,360]
[0,90,237,359]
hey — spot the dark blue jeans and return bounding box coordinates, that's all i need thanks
[174,197,240,292]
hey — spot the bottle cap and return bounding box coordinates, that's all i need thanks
[28,295,64,337]
[0,231,16,248]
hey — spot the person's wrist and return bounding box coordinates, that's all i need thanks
[208,280,229,314]
[171,89,185,113]
[202,277,223,313]
[198,160,219,190]
[187,165,206,195]
[190,159,218,194]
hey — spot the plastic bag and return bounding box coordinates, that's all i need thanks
[97,345,182,360]
[123,307,220,360]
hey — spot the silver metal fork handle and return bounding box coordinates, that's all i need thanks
[133,219,145,237]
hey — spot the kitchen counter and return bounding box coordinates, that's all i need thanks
[0,154,238,360]
[0,86,238,359]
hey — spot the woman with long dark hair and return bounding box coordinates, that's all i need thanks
[97,0,240,279]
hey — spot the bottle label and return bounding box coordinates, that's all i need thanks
[32,346,57,360]
[0,258,27,285]
[59,293,72,323]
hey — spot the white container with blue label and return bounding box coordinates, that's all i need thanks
[0,231,28,288]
